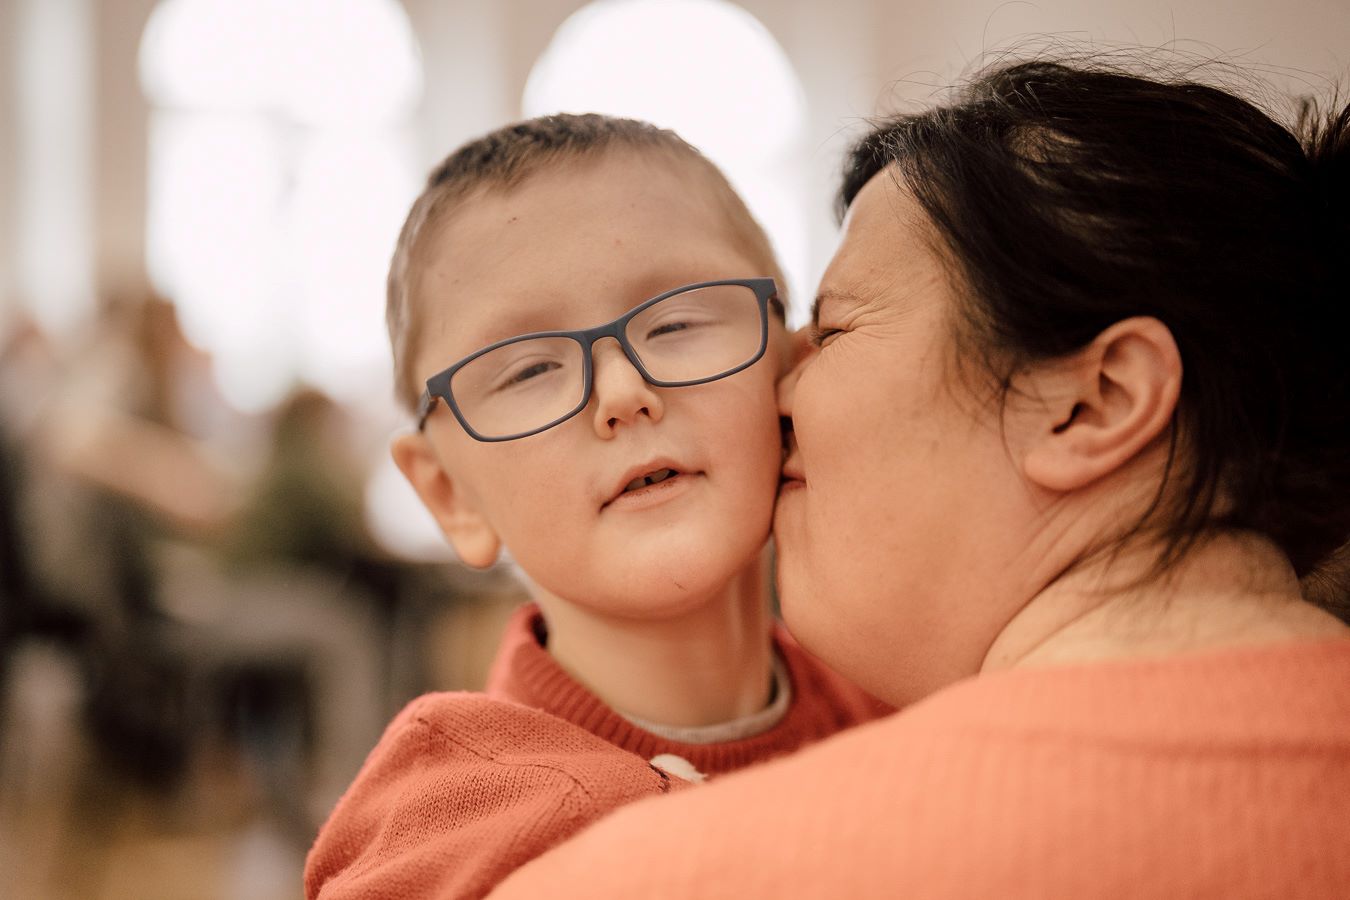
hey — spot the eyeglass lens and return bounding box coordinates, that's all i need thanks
[448,283,763,439]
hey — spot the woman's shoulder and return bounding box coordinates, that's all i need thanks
[898,636,1350,748]
[491,638,1350,899]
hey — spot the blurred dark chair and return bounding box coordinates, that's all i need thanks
[0,418,28,667]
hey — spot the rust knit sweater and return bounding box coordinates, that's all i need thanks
[493,637,1350,899]
[304,604,888,900]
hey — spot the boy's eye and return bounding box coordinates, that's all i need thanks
[498,360,562,389]
[647,321,691,339]
[642,312,722,342]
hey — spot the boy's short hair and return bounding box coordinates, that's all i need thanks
[387,113,787,412]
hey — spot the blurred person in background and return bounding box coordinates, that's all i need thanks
[2,292,403,856]
[0,298,229,896]
[220,388,369,574]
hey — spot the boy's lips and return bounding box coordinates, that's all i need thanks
[602,457,698,509]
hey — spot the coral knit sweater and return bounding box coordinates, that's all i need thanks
[492,637,1350,899]
[304,604,888,900]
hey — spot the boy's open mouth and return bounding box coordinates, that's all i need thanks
[603,462,695,509]
[623,468,678,493]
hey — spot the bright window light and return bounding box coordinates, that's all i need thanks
[139,0,422,412]
[524,0,810,307]
[140,0,421,123]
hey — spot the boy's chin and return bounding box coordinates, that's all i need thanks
[528,515,772,619]
[571,558,764,622]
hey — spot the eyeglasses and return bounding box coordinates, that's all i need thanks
[416,278,779,441]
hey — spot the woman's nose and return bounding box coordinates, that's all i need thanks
[776,344,810,418]
[590,339,665,438]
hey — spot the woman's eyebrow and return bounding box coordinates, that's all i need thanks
[810,289,867,328]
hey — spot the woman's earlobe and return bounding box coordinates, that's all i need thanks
[1022,317,1182,493]
[390,432,502,568]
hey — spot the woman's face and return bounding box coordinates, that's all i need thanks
[774,170,1046,707]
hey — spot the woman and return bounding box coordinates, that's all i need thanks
[491,59,1350,897]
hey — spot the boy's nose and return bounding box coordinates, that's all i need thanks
[590,339,665,438]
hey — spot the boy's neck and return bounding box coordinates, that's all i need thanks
[535,554,776,728]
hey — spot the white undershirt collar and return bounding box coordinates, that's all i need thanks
[620,652,792,745]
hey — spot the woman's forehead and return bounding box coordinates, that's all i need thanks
[848,168,929,234]
[828,173,933,288]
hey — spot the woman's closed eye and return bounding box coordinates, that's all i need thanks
[809,326,844,348]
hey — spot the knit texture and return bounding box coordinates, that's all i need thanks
[485,604,889,772]
[304,603,888,900]
[492,637,1350,899]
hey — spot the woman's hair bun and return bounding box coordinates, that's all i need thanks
[1293,98,1350,581]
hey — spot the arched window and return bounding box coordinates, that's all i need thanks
[524,0,810,316]
[139,0,423,411]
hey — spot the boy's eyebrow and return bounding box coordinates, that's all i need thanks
[810,288,867,328]
[455,298,562,351]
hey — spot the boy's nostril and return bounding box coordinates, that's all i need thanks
[606,407,647,428]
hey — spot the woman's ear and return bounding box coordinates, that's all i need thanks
[1021,317,1182,492]
[390,432,501,568]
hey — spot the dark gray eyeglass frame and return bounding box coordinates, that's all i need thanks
[416,277,778,442]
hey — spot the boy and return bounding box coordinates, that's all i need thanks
[304,115,886,900]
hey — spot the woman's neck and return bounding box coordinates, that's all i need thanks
[984,531,1350,673]
[534,554,776,728]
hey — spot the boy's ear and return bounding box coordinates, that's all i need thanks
[390,432,501,568]
[1021,316,1182,492]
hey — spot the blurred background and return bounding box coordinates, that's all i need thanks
[0,1,1345,897]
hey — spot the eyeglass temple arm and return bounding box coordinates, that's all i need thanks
[415,391,438,431]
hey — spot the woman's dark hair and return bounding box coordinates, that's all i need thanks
[840,60,1349,579]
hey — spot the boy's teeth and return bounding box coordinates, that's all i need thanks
[623,468,676,493]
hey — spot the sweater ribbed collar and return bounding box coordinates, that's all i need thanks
[483,603,861,776]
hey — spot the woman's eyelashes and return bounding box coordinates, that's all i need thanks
[809,326,843,347]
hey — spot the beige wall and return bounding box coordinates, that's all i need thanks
[869,0,1349,98]
[1,0,17,321]
[92,0,157,303]
[7,0,1348,322]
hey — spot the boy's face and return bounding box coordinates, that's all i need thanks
[394,152,787,619]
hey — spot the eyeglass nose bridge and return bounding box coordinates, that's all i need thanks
[572,317,661,405]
